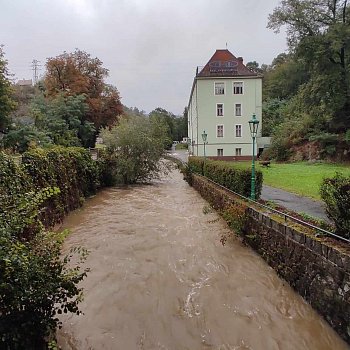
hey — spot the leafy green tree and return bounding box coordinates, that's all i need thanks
[2,125,51,153]
[263,56,309,100]
[31,93,95,148]
[0,46,16,133]
[149,107,188,146]
[246,61,263,73]
[262,98,287,136]
[45,49,123,132]
[100,115,171,184]
[268,0,350,132]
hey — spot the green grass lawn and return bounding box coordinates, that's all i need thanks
[226,161,350,200]
[175,143,188,150]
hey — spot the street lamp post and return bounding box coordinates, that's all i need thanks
[248,114,260,200]
[201,130,208,159]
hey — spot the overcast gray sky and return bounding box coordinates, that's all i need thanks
[1,0,287,114]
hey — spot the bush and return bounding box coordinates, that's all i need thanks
[0,229,88,349]
[188,157,263,199]
[0,150,94,347]
[21,147,99,227]
[97,149,119,186]
[100,115,171,184]
[320,173,350,239]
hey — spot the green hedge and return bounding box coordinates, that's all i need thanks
[188,157,263,199]
[1,147,100,236]
[0,147,94,348]
[320,173,350,239]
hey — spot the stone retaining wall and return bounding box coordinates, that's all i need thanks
[191,174,350,344]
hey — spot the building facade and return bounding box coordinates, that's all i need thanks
[187,49,263,159]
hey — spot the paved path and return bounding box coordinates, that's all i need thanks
[261,185,327,221]
[169,149,328,221]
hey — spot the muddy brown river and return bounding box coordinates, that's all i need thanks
[57,169,349,350]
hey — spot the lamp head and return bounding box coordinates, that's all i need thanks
[248,114,259,138]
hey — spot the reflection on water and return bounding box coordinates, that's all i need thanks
[57,170,349,350]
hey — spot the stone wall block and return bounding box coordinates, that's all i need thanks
[343,256,350,274]
[313,240,323,256]
[261,214,270,227]
[328,247,342,268]
[292,230,306,244]
[321,244,329,259]
[271,219,281,233]
[190,173,350,343]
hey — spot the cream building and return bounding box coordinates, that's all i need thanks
[187,49,264,159]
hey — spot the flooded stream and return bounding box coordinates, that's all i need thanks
[57,169,349,350]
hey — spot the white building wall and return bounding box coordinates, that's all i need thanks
[188,76,262,157]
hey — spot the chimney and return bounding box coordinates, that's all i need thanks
[237,57,243,64]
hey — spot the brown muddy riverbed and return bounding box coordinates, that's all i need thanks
[57,169,349,350]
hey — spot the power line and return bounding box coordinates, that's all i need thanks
[30,59,42,84]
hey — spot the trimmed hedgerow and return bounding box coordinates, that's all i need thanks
[1,147,102,237]
[21,147,99,227]
[320,173,350,239]
[0,149,92,349]
[188,157,263,199]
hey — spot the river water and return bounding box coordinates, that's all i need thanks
[57,169,349,350]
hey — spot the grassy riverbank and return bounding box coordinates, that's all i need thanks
[226,161,350,200]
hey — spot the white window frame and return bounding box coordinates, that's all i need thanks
[235,148,242,156]
[217,149,224,156]
[235,124,242,138]
[235,103,242,117]
[233,81,244,95]
[217,124,224,138]
[216,103,224,117]
[214,82,225,95]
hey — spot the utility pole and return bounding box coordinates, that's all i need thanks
[30,59,41,85]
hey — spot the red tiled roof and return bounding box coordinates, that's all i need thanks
[197,49,256,77]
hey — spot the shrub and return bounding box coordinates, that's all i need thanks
[0,229,88,349]
[188,157,263,199]
[100,115,171,184]
[97,149,119,186]
[0,173,88,348]
[21,147,99,227]
[220,202,249,244]
[0,149,97,347]
[320,173,350,239]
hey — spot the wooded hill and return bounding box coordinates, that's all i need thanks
[260,0,350,161]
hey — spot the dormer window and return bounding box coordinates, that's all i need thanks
[215,82,225,95]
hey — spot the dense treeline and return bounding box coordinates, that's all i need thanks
[261,0,350,161]
[0,46,186,153]
[0,48,123,151]
[123,106,188,148]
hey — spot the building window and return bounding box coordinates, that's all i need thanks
[217,125,224,137]
[233,82,243,94]
[215,82,225,95]
[235,148,242,156]
[217,149,223,156]
[217,103,224,116]
[235,124,242,137]
[235,103,242,116]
